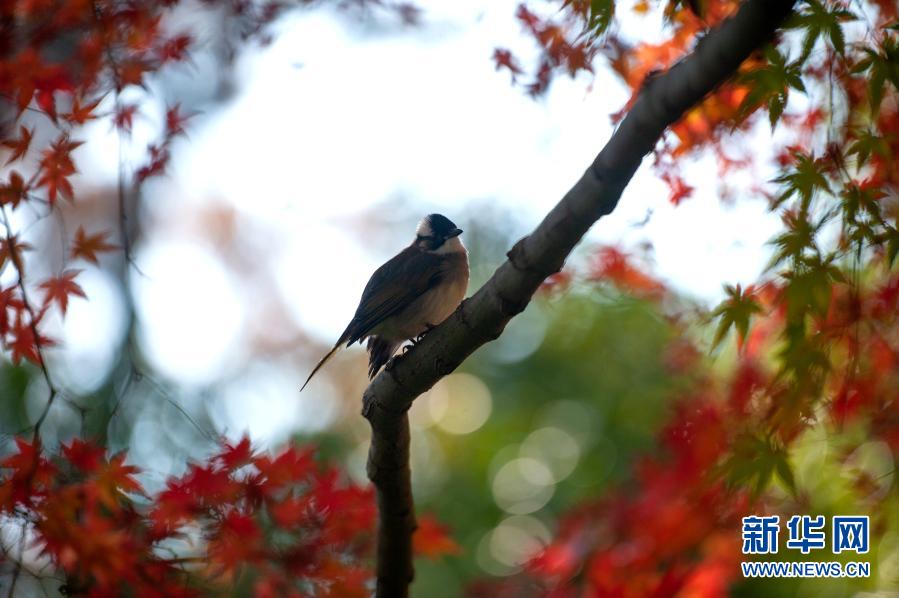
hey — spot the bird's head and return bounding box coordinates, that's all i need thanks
[415,214,464,253]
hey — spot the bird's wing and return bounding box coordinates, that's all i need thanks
[343,246,447,345]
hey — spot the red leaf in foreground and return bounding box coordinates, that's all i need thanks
[136,143,170,182]
[0,171,27,208]
[413,514,461,559]
[40,270,86,315]
[208,510,263,572]
[219,435,254,470]
[9,320,54,365]
[493,48,522,76]
[662,173,695,205]
[62,438,106,473]
[590,246,666,297]
[0,286,25,336]
[113,104,139,134]
[0,234,33,271]
[70,227,119,263]
[91,453,143,507]
[157,34,192,63]
[2,126,34,165]
[0,438,55,509]
[254,445,316,495]
[64,96,105,125]
[37,136,82,204]
[528,542,579,580]
[165,104,193,138]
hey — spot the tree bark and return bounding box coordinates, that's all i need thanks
[362,0,798,595]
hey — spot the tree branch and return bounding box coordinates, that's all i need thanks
[361,0,798,595]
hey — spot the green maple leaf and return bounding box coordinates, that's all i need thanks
[847,129,892,172]
[786,0,856,62]
[771,150,832,211]
[737,46,806,130]
[723,434,796,498]
[588,0,615,35]
[711,283,764,350]
[852,36,899,115]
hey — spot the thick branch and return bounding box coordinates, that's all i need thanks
[362,0,797,595]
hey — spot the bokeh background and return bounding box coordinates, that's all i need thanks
[1,0,868,596]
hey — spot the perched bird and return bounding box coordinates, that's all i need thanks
[301,214,469,390]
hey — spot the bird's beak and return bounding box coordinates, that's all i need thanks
[447,228,463,238]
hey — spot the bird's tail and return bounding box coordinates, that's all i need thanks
[300,343,341,391]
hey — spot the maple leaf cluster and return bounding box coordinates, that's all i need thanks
[0,435,459,595]
[0,437,376,595]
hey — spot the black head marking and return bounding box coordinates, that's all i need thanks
[416,214,462,249]
[426,214,457,238]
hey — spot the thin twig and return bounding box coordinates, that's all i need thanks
[0,208,59,443]
[5,519,27,598]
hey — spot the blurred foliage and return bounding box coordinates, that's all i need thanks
[411,289,682,596]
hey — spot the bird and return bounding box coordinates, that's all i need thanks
[301,213,469,391]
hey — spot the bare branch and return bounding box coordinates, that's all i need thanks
[361,0,798,595]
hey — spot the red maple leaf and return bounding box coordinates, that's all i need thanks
[208,510,263,572]
[493,48,522,76]
[157,34,192,63]
[590,246,666,297]
[165,103,193,138]
[0,437,56,509]
[62,438,106,474]
[413,514,461,559]
[219,436,254,470]
[662,173,695,205]
[254,445,316,496]
[70,227,118,263]
[64,96,105,125]
[40,270,87,315]
[37,135,83,204]
[136,143,170,182]
[90,452,143,508]
[0,171,27,208]
[2,126,34,165]
[113,104,139,134]
[0,235,33,271]
[0,286,25,336]
[9,319,55,365]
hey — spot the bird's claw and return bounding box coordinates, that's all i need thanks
[412,323,436,345]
